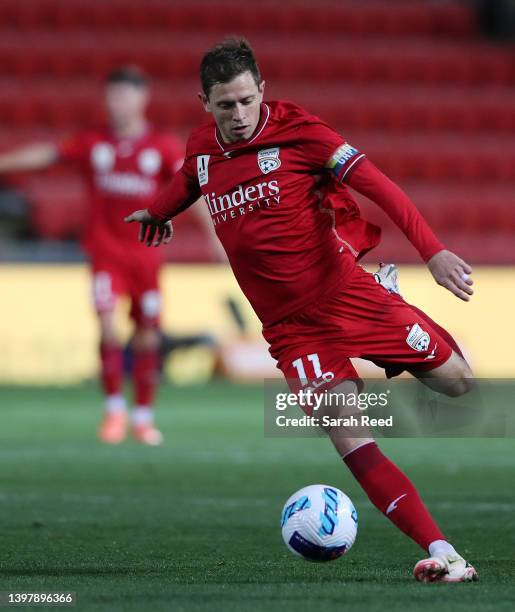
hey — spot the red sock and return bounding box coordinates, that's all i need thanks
[133,349,160,407]
[99,343,123,395]
[344,442,444,550]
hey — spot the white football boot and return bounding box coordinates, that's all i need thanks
[373,262,401,296]
[413,553,478,583]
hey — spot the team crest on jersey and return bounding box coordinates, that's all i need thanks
[257,147,281,174]
[406,323,431,352]
[197,155,210,186]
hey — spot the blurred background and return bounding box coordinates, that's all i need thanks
[1,0,514,384]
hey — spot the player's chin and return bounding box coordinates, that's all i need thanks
[230,127,250,140]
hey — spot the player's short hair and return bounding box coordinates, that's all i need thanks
[106,66,149,88]
[200,36,261,97]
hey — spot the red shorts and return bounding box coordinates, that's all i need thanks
[90,252,161,327]
[263,264,455,392]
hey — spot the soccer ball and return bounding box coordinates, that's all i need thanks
[280,484,358,562]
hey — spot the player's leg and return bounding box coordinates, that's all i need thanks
[319,379,477,583]
[129,276,163,446]
[319,380,448,554]
[131,321,162,445]
[93,270,128,444]
[351,266,473,399]
[395,294,474,397]
[373,264,474,397]
[414,349,474,397]
[336,433,478,583]
[265,278,478,581]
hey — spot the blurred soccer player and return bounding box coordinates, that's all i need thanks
[0,67,184,445]
[125,39,477,580]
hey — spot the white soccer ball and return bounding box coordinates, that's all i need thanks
[280,484,358,562]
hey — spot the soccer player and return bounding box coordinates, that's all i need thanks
[125,39,478,581]
[0,67,185,446]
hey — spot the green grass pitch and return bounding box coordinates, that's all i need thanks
[0,382,514,611]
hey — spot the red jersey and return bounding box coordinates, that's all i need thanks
[149,101,443,327]
[59,127,183,260]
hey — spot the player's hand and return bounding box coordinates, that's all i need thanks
[427,249,474,301]
[124,209,173,247]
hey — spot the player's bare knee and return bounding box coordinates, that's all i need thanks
[446,373,474,397]
[99,327,119,347]
[446,357,474,396]
[420,351,474,397]
[133,326,160,351]
[442,366,474,397]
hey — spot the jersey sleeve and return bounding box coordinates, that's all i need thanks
[300,120,366,183]
[347,158,445,262]
[148,155,201,222]
[299,115,443,261]
[58,132,92,166]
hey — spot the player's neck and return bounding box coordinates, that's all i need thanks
[111,117,148,141]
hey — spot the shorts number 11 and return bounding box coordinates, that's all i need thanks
[292,353,323,385]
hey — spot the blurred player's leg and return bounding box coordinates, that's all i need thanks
[132,327,162,445]
[130,289,163,446]
[93,271,128,444]
[97,310,128,444]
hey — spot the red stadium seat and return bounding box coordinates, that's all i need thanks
[1,0,513,262]
[4,0,478,38]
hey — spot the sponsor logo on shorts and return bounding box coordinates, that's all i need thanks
[406,323,431,352]
[425,342,438,360]
[305,372,335,391]
[257,147,281,174]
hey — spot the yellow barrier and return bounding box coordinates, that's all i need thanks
[0,264,513,384]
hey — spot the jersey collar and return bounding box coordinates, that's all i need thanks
[214,103,270,154]
[109,122,151,145]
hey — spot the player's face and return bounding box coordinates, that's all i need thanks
[105,82,149,128]
[200,71,265,143]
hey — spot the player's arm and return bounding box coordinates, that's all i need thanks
[345,159,473,302]
[302,117,473,301]
[124,163,201,247]
[0,143,58,173]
